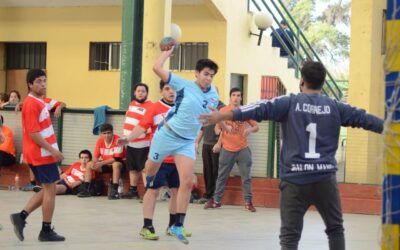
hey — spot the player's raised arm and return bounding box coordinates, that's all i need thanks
[153,46,175,83]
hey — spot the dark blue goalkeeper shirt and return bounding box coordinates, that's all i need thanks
[232,93,384,185]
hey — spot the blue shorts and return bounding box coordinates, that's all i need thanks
[146,163,179,189]
[29,163,60,184]
[148,125,196,163]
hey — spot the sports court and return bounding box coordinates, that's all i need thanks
[0,191,380,250]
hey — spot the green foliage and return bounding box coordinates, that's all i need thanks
[285,0,350,66]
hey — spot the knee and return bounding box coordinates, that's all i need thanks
[179,178,193,190]
[112,162,122,170]
[145,161,159,176]
[145,188,159,198]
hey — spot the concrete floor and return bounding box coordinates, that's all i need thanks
[0,190,381,250]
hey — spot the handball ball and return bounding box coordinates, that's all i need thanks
[159,36,177,51]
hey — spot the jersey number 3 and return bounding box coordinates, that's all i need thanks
[305,123,320,159]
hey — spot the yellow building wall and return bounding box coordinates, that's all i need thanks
[211,0,298,103]
[0,7,122,108]
[171,5,227,99]
[346,0,386,184]
[142,0,172,102]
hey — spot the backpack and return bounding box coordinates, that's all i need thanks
[76,177,104,196]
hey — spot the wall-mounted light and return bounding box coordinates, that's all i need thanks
[249,12,273,46]
[171,23,182,40]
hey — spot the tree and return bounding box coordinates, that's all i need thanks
[285,0,350,66]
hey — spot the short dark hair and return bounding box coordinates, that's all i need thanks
[195,59,218,74]
[159,80,169,90]
[280,20,288,26]
[229,87,242,96]
[27,69,46,84]
[0,92,9,102]
[300,61,326,90]
[79,149,92,161]
[100,123,113,133]
[133,83,149,93]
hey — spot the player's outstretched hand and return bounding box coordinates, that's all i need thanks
[199,107,232,126]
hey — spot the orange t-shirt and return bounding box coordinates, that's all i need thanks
[0,125,16,156]
[220,105,257,152]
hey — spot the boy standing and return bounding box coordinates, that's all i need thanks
[147,47,219,244]
[10,69,65,242]
[200,61,384,250]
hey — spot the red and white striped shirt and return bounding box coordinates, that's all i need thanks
[123,100,153,148]
[94,134,125,161]
[139,99,174,164]
[63,162,88,188]
[43,97,61,111]
[22,94,59,166]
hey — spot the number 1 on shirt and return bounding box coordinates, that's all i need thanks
[305,123,320,159]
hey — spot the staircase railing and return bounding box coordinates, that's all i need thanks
[250,0,343,100]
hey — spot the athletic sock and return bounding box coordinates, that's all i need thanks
[83,182,90,190]
[175,213,186,227]
[30,181,36,186]
[169,214,176,228]
[112,183,118,190]
[20,210,29,220]
[129,186,137,191]
[42,222,52,232]
[144,218,155,233]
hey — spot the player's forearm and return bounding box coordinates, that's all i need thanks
[126,125,146,141]
[153,52,171,82]
[30,132,58,153]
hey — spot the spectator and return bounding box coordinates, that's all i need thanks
[0,115,16,168]
[122,83,153,199]
[77,123,125,200]
[195,99,225,204]
[204,87,259,212]
[6,90,21,107]
[0,92,9,109]
[34,150,94,195]
[271,20,295,68]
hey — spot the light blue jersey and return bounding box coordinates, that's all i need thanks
[165,73,219,140]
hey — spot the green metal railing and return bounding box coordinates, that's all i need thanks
[250,0,343,101]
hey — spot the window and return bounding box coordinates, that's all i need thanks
[170,42,208,71]
[5,42,46,69]
[89,42,121,71]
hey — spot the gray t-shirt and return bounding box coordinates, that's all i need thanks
[202,101,225,145]
[232,93,383,185]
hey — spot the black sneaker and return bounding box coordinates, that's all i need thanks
[108,189,120,200]
[121,189,139,199]
[77,189,91,198]
[38,228,65,241]
[10,213,27,241]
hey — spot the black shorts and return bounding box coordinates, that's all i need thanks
[146,163,179,189]
[126,146,149,172]
[58,179,74,195]
[0,151,16,167]
[100,159,126,173]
